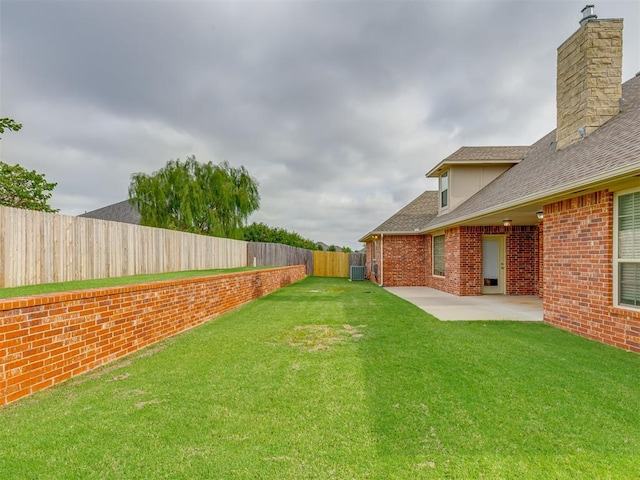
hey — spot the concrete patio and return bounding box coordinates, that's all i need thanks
[385,286,543,321]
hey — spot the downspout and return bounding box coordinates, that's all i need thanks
[380,233,384,287]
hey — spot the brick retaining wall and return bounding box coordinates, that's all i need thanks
[0,266,306,406]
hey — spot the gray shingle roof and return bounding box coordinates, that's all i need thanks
[79,200,141,225]
[426,145,530,177]
[425,74,640,230]
[361,191,439,238]
[361,74,640,240]
[442,146,530,162]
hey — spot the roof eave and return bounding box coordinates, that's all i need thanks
[422,161,640,232]
[359,230,427,242]
[425,159,523,178]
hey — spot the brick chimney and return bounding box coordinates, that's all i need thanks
[556,5,623,150]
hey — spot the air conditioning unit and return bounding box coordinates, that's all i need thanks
[349,265,365,281]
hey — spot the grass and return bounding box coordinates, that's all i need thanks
[0,267,263,299]
[2,277,640,478]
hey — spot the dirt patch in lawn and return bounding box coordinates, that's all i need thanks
[285,324,366,352]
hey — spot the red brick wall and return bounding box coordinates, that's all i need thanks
[0,266,306,406]
[425,233,445,291]
[425,226,539,296]
[366,225,540,294]
[426,227,465,295]
[543,190,640,353]
[506,227,539,296]
[365,236,427,287]
[379,235,427,286]
[370,230,535,291]
[459,227,482,295]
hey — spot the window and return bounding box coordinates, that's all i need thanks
[433,234,445,277]
[616,189,640,307]
[440,171,449,208]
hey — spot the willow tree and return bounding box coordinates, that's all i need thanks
[128,156,259,239]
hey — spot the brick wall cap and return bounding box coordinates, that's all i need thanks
[0,266,300,310]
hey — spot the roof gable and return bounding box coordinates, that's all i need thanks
[361,191,439,240]
[426,74,640,230]
[426,146,529,177]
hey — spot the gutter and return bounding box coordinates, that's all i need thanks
[359,230,426,242]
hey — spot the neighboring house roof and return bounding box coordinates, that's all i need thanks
[316,242,344,252]
[426,146,529,177]
[425,73,640,231]
[79,200,141,225]
[316,242,329,251]
[360,191,439,240]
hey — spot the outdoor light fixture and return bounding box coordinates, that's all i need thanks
[502,219,512,227]
[536,211,544,220]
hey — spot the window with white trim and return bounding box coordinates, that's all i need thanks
[440,171,449,208]
[433,234,445,277]
[616,189,640,308]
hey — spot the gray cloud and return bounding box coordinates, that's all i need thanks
[1,0,638,249]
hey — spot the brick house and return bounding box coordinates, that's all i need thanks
[360,6,640,352]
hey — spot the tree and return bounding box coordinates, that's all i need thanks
[0,163,59,212]
[0,118,22,137]
[129,156,260,239]
[0,118,59,212]
[243,222,317,249]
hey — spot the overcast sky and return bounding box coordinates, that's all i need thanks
[1,0,638,249]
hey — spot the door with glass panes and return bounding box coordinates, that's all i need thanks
[482,235,505,294]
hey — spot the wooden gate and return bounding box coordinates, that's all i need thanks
[312,251,350,277]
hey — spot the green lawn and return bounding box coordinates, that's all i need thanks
[2,277,640,479]
[0,267,263,299]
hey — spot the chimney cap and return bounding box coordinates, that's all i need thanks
[580,4,597,26]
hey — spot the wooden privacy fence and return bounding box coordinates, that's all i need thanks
[0,206,247,288]
[349,252,366,267]
[248,244,365,277]
[247,242,314,274]
[0,206,366,287]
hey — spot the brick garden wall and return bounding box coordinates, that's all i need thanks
[0,266,306,406]
[543,190,640,353]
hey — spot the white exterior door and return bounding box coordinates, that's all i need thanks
[482,236,505,294]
